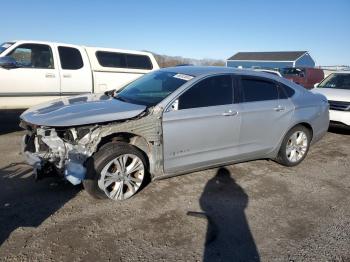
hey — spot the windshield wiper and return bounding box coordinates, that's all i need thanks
[114,95,130,103]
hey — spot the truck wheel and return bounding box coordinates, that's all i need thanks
[83,142,147,200]
[276,125,311,167]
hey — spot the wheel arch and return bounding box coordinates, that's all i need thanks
[274,121,313,166]
[271,121,314,159]
[96,132,152,169]
[294,122,314,140]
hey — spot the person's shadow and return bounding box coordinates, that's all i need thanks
[191,167,260,262]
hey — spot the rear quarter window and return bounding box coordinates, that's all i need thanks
[278,83,295,98]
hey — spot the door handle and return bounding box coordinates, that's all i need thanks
[222,110,238,116]
[45,73,55,78]
[274,106,286,112]
[63,74,71,78]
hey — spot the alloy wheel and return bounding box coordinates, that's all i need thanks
[98,154,145,200]
[286,131,308,163]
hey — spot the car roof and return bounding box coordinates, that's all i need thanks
[160,65,278,78]
[253,69,282,75]
[159,66,306,94]
[9,40,154,56]
[160,66,236,76]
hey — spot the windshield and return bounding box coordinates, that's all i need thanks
[318,73,350,90]
[0,42,14,54]
[115,71,193,106]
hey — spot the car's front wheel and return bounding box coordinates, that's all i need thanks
[83,142,147,200]
[277,125,311,167]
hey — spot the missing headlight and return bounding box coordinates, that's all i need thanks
[63,129,76,142]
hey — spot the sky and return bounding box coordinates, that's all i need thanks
[1,0,349,65]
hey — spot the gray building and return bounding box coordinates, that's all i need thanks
[226,51,315,69]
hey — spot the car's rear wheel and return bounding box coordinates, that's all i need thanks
[277,125,311,166]
[83,142,147,200]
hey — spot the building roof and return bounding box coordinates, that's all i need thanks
[227,51,308,61]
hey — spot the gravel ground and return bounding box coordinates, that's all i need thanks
[0,113,349,262]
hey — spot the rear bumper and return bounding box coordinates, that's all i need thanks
[329,110,350,126]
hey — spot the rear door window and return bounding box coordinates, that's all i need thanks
[240,77,279,102]
[179,75,233,109]
[58,46,84,70]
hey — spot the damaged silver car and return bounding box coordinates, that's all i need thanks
[20,66,329,200]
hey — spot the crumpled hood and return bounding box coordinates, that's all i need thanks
[311,88,350,102]
[20,93,147,127]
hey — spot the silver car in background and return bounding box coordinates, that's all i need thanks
[20,66,329,201]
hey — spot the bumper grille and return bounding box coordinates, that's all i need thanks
[328,100,350,111]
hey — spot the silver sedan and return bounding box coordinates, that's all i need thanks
[20,66,330,200]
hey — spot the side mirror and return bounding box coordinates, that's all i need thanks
[314,83,319,88]
[167,99,179,112]
[0,57,18,69]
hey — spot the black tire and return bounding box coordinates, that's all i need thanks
[276,125,311,167]
[83,142,148,200]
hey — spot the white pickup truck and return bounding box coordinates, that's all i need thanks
[0,40,159,109]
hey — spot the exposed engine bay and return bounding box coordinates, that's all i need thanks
[20,107,164,185]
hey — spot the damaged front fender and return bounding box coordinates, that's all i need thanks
[21,107,165,185]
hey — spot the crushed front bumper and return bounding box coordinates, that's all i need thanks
[21,130,88,185]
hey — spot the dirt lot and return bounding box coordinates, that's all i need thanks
[0,112,349,262]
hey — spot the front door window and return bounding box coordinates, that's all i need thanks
[8,44,54,69]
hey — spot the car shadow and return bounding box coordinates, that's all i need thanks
[192,167,260,262]
[0,162,81,246]
[328,125,350,135]
[0,110,24,135]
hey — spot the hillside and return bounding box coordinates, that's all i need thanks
[151,52,225,68]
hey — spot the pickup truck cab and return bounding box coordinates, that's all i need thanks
[0,40,159,109]
[280,67,324,89]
